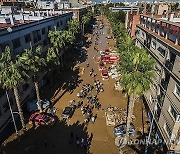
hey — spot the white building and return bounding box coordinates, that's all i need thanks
[0,6,73,143]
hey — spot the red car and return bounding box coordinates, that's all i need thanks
[101,69,109,80]
[29,113,55,126]
[101,56,118,64]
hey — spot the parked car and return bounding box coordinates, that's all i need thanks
[29,113,55,126]
[61,105,75,119]
[101,69,109,80]
[114,123,135,137]
[101,55,119,64]
[75,41,83,47]
[26,99,51,113]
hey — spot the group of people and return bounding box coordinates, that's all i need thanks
[94,79,104,93]
[81,104,97,125]
[69,132,93,149]
[77,84,94,98]
[89,68,97,78]
[87,95,101,110]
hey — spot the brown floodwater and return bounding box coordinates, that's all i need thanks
[1,16,149,154]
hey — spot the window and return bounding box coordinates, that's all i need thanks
[48,26,51,32]
[155,64,161,75]
[174,84,180,99]
[151,41,156,49]
[43,39,48,46]
[32,30,41,44]
[169,105,177,120]
[22,83,29,91]
[24,34,31,43]
[157,47,166,57]
[141,32,145,39]
[164,123,172,137]
[0,87,5,97]
[12,38,21,49]
[60,20,63,25]
[57,22,59,27]
[42,28,46,35]
[3,102,9,113]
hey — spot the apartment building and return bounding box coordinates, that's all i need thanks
[0,6,73,143]
[135,14,180,153]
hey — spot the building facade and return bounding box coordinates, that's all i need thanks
[135,14,180,153]
[0,8,72,143]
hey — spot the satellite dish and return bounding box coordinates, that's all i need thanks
[7,27,12,33]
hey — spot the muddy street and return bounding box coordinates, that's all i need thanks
[2,16,148,154]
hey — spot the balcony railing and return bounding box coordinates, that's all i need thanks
[161,79,169,91]
[165,60,174,71]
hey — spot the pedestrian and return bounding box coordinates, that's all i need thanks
[91,116,95,124]
[81,138,84,147]
[76,136,80,147]
[94,114,97,120]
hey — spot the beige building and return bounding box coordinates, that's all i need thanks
[135,14,180,153]
[153,3,169,15]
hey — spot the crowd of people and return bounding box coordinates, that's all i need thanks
[77,84,94,98]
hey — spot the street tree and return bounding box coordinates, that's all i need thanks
[67,19,80,36]
[19,46,46,112]
[119,48,155,144]
[0,46,28,129]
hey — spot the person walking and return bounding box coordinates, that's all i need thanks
[91,116,95,124]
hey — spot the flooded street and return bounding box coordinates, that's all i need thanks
[2,16,148,154]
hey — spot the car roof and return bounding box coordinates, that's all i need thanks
[30,113,46,120]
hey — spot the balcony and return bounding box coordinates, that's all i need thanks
[165,60,174,71]
[157,94,165,107]
[161,79,169,91]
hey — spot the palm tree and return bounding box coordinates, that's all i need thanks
[81,15,90,35]
[46,47,60,85]
[48,29,74,68]
[0,46,28,129]
[67,19,80,36]
[119,48,155,144]
[19,46,46,112]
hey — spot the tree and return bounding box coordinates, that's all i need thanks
[49,29,74,68]
[81,15,90,35]
[119,48,155,144]
[0,46,28,129]
[46,47,60,85]
[67,19,80,36]
[19,46,46,112]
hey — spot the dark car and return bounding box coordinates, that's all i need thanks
[114,123,135,137]
[26,99,51,113]
[61,105,75,119]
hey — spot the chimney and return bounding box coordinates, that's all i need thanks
[9,14,14,25]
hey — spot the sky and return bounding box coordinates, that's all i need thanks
[92,0,179,2]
